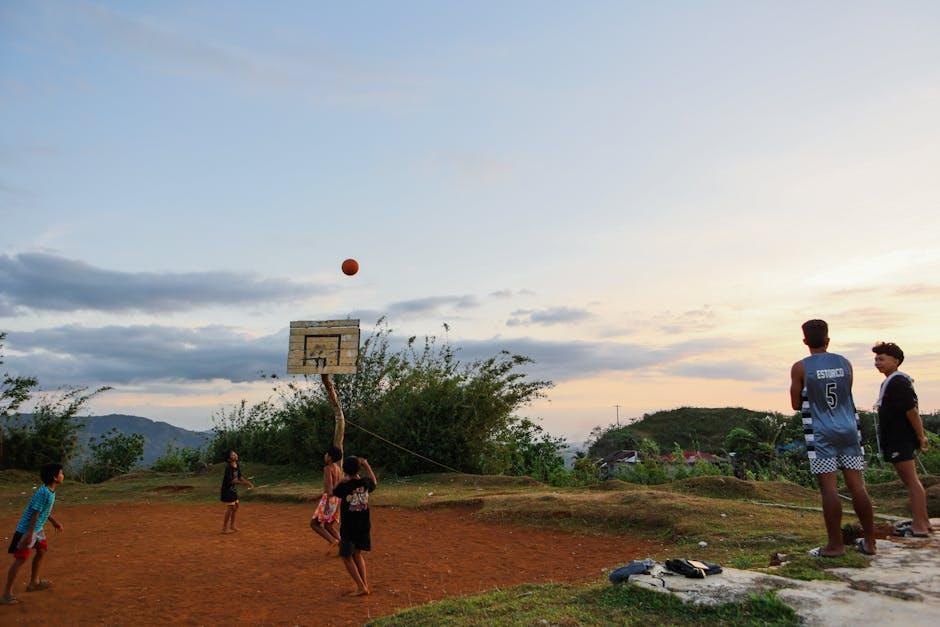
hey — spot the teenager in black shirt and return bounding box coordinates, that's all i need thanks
[873,342,932,536]
[332,456,377,596]
[220,450,253,534]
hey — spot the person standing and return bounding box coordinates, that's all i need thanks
[220,450,253,533]
[790,319,876,556]
[872,341,932,537]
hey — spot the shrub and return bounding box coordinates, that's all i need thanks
[83,429,144,483]
[152,443,205,473]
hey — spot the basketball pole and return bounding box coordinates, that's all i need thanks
[322,374,346,451]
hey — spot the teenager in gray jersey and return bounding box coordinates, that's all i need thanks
[790,319,876,557]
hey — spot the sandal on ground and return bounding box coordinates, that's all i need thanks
[26,580,52,591]
[892,526,931,538]
[0,595,18,605]
[893,520,935,535]
[855,538,876,556]
[808,547,843,558]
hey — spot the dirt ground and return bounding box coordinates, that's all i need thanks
[1,502,658,625]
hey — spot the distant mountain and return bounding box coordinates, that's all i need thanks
[78,414,211,465]
[12,413,211,466]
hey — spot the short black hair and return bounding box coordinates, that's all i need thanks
[40,463,63,485]
[326,445,343,463]
[342,456,361,476]
[872,342,904,365]
[802,319,828,349]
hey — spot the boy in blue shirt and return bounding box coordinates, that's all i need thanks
[3,463,64,605]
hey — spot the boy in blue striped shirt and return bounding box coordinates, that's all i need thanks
[2,463,64,605]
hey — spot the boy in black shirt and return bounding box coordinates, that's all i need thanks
[332,456,377,596]
[873,342,932,536]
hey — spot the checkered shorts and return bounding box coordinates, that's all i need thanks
[809,455,865,475]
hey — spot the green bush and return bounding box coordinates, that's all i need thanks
[83,429,144,483]
[209,322,555,477]
[152,443,205,473]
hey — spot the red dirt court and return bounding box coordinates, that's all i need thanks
[2,502,657,625]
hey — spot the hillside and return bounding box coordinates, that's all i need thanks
[14,413,210,466]
[81,414,210,465]
[591,406,782,455]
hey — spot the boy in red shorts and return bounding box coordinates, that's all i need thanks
[3,463,64,605]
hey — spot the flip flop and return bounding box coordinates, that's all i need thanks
[0,595,18,605]
[893,520,935,534]
[808,547,843,558]
[26,579,52,591]
[892,527,931,538]
[855,538,876,556]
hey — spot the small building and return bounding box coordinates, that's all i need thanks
[597,449,640,478]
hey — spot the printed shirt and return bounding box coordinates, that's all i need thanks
[16,485,56,533]
[333,477,376,538]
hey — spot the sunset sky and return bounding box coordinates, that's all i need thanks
[3,1,940,442]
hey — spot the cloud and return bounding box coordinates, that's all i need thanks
[665,360,775,382]
[59,1,421,106]
[654,306,717,335]
[5,324,284,385]
[3,324,736,387]
[489,289,534,299]
[0,252,332,315]
[453,336,735,382]
[893,284,940,297]
[507,307,593,327]
[345,295,480,323]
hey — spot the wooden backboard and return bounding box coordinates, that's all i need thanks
[287,320,360,375]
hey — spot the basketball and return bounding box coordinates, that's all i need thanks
[341,259,359,276]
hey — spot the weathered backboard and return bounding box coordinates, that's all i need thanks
[287,320,360,375]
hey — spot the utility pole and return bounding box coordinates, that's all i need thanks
[613,404,621,427]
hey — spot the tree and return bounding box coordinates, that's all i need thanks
[84,429,144,483]
[1,332,38,463]
[210,321,554,475]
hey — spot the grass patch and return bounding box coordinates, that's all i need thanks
[369,581,799,626]
[666,476,818,506]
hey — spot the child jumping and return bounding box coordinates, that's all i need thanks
[3,463,65,605]
[332,456,377,596]
[221,450,253,534]
[310,445,343,551]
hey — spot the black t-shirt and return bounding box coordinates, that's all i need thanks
[878,375,918,446]
[333,477,375,540]
[221,463,241,494]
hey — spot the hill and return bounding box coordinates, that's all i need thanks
[80,414,210,465]
[591,406,781,456]
[12,413,210,466]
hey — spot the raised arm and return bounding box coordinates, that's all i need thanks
[790,361,805,411]
[360,458,377,487]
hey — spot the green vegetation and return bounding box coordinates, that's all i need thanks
[209,322,557,478]
[370,582,798,626]
[82,429,146,483]
[1,332,110,471]
[151,443,206,473]
[591,407,790,455]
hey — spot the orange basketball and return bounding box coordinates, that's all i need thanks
[341,258,359,276]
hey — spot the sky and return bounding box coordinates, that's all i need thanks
[2,1,940,442]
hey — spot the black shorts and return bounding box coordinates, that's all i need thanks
[338,535,371,557]
[882,439,917,463]
[221,489,238,503]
